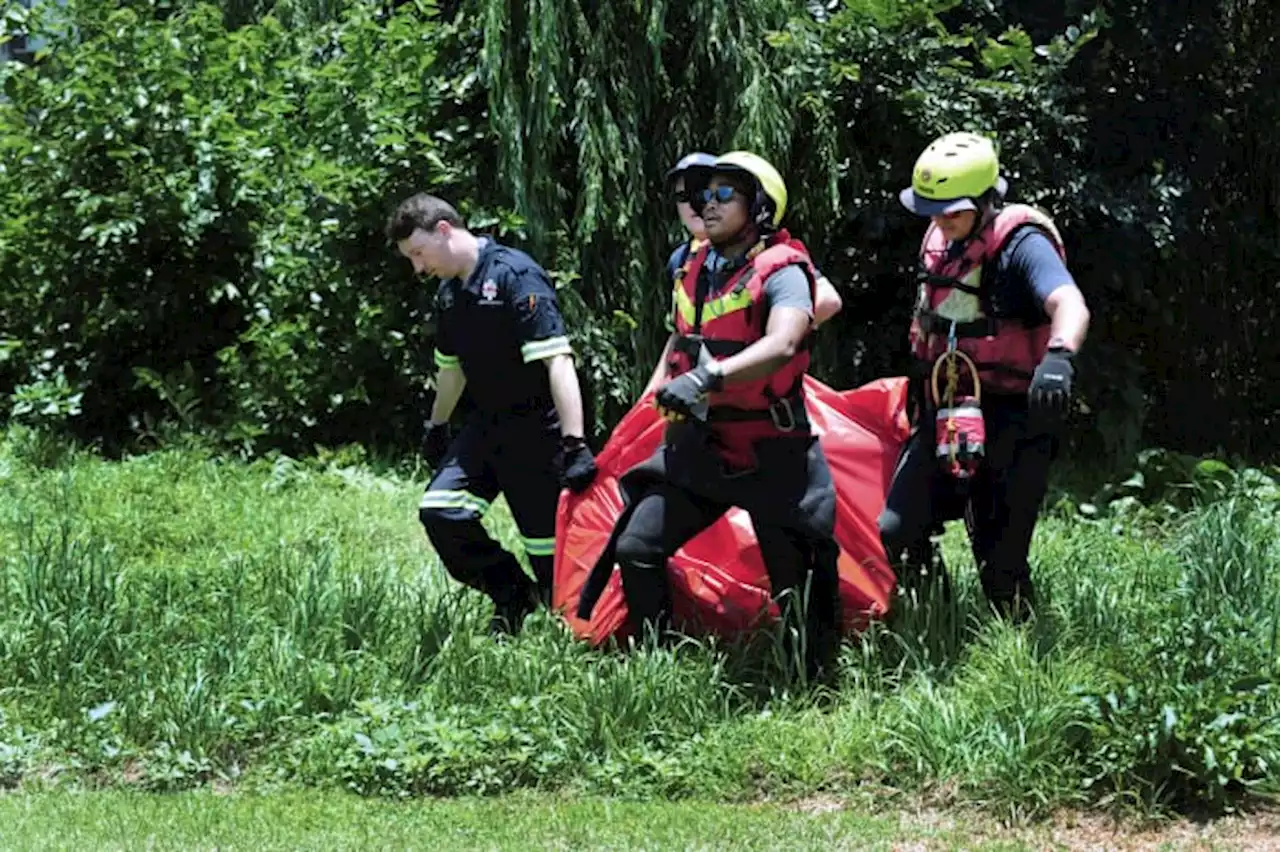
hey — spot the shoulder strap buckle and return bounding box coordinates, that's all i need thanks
[767,392,798,433]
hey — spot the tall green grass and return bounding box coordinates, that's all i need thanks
[0,426,1277,818]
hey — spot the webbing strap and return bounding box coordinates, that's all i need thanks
[916,312,997,338]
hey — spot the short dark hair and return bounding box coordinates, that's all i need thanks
[385,193,466,242]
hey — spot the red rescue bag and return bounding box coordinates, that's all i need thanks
[551,375,911,646]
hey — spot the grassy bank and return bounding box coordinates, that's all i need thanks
[0,427,1277,822]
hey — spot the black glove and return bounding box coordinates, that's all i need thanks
[654,364,723,422]
[556,435,598,493]
[421,420,452,468]
[1028,345,1074,421]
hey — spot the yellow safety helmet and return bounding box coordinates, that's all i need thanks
[899,132,1009,217]
[708,151,788,229]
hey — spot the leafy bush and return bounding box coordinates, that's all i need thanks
[1070,497,1280,812]
[1,0,1213,468]
[0,0,500,455]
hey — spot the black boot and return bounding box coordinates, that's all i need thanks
[979,553,1036,625]
[482,559,539,636]
[528,554,554,609]
[898,535,953,608]
[619,560,674,647]
[803,545,843,685]
[986,580,1036,625]
[772,541,843,686]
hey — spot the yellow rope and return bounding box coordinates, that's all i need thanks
[930,348,981,470]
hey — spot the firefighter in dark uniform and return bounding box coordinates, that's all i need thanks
[576,152,843,682]
[386,193,599,633]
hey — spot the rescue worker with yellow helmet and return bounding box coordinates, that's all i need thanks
[578,151,843,682]
[641,152,845,397]
[880,131,1091,620]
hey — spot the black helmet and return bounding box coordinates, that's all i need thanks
[665,151,716,188]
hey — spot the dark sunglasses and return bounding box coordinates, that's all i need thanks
[700,185,738,205]
[673,188,694,204]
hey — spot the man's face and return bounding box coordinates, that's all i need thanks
[700,176,750,243]
[674,178,707,239]
[397,223,453,277]
[932,209,976,242]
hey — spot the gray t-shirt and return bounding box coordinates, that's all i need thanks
[760,264,815,314]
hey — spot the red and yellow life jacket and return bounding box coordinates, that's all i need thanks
[666,230,818,456]
[908,203,1067,400]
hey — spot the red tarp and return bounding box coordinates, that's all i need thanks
[552,375,912,645]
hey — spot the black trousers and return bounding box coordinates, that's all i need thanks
[611,433,842,676]
[878,397,1057,615]
[418,406,561,607]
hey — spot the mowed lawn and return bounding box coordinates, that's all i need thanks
[4,789,1278,850]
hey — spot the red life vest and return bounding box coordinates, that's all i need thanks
[908,203,1067,399]
[666,230,818,459]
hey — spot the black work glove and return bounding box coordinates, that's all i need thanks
[654,364,723,422]
[556,435,598,493]
[421,420,452,469]
[1028,345,1075,422]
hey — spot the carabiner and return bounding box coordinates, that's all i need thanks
[769,397,798,433]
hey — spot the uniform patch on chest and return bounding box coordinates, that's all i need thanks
[479,278,501,305]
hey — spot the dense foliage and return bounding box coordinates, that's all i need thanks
[0,0,1276,470]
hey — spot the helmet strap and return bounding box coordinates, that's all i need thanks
[976,200,1000,233]
[753,191,768,226]
[948,201,991,248]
